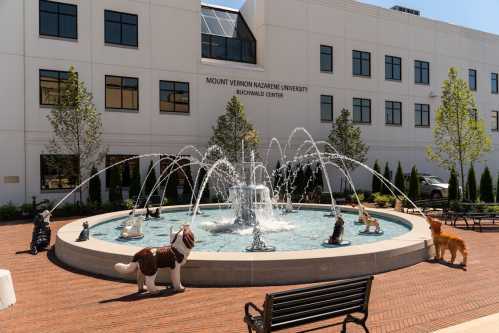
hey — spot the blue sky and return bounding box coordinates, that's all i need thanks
[205,0,499,35]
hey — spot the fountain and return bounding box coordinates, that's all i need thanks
[53,128,432,286]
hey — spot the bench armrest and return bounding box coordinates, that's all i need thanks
[245,302,264,318]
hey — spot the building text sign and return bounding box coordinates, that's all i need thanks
[206,77,308,99]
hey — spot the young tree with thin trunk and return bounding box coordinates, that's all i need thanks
[427,67,491,190]
[46,66,105,204]
[208,96,260,163]
[327,108,369,192]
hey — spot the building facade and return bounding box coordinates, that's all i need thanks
[1,0,499,204]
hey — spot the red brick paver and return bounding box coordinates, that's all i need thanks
[1,219,499,333]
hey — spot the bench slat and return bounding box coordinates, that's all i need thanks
[272,292,366,316]
[273,287,366,310]
[272,280,368,303]
[270,277,370,299]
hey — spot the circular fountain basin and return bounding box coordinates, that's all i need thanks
[55,204,433,286]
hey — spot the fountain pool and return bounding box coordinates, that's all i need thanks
[90,208,410,252]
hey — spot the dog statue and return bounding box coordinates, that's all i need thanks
[76,221,90,242]
[361,211,382,234]
[114,225,195,293]
[328,215,345,244]
[30,210,52,255]
[428,217,468,266]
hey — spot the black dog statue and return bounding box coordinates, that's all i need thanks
[145,205,160,219]
[30,210,52,255]
[76,221,90,242]
[328,215,345,245]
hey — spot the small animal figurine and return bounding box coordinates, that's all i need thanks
[151,208,160,219]
[394,199,403,212]
[30,210,52,255]
[114,225,195,293]
[361,211,382,234]
[328,215,345,244]
[76,221,90,242]
[428,217,468,267]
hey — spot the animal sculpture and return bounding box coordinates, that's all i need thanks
[30,210,52,255]
[328,215,345,244]
[76,221,90,242]
[361,211,382,234]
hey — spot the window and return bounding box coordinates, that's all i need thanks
[105,75,139,110]
[492,73,498,94]
[385,55,401,81]
[39,69,70,106]
[39,0,77,39]
[105,155,139,188]
[353,50,371,77]
[353,98,371,124]
[160,81,190,113]
[469,69,477,91]
[40,154,79,191]
[492,111,499,131]
[415,103,430,127]
[160,155,192,192]
[105,10,138,47]
[201,6,256,64]
[415,60,430,84]
[320,45,333,73]
[385,101,402,125]
[320,95,333,122]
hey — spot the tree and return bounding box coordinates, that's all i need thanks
[46,66,106,203]
[88,166,101,205]
[128,163,141,200]
[448,167,459,202]
[381,162,392,195]
[122,161,131,187]
[408,166,420,201]
[273,161,282,195]
[479,166,494,203]
[165,166,179,205]
[328,108,369,192]
[182,163,194,204]
[208,96,260,163]
[496,174,499,203]
[466,163,477,202]
[195,167,210,203]
[145,161,158,197]
[372,160,382,193]
[108,167,122,204]
[394,162,406,195]
[427,67,492,189]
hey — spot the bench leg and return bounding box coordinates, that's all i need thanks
[342,314,369,333]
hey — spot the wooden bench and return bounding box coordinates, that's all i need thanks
[244,276,373,333]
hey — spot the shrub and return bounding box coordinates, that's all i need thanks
[108,166,123,204]
[497,174,499,204]
[128,163,141,200]
[479,166,494,203]
[351,192,365,203]
[448,167,459,201]
[88,166,102,205]
[124,199,134,210]
[372,193,395,208]
[372,160,382,193]
[466,163,477,202]
[381,162,392,195]
[0,202,19,221]
[408,166,420,201]
[394,162,405,194]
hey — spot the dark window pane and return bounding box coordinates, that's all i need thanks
[59,15,77,39]
[202,34,211,57]
[123,78,138,88]
[105,11,138,47]
[160,81,174,91]
[40,1,58,13]
[211,36,226,59]
[122,13,137,25]
[40,154,79,190]
[59,3,76,16]
[40,12,58,36]
[175,82,189,93]
[227,38,242,61]
[160,81,189,113]
[122,24,138,46]
[241,40,255,63]
[105,10,121,22]
[105,21,121,44]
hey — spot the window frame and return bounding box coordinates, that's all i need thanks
[491,73,498,94]
[492,111,499,132]
[414,60,430,85]
[159,80,190,114]
[320,45,333,73]
[385,101,402,126]
[40,154,79,191]
[104,9,139,48]
[39,69,70,106]
[469,69,477,91]
[352,98,372,124]
[39,0,78,40]
[352,50,371,77]
[415,103,430,127]
[320,95,334,122]
[105,75,139,111]
[385,55,402,81]
[105,154,139,188]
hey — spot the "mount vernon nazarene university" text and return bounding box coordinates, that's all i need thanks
[205,77,308,99]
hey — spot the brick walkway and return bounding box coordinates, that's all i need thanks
[1,218,499,333]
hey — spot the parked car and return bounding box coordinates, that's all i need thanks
[404,173,450,199]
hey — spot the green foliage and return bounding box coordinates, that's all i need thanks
[108,166,123,204]
[351,192,365,203]
[466,163,477,202]
[427,67,492,189]
[372,160,382,193]
[448,166,459,201]
[372,193,395,208]
[479,166,494,203]
[496,174,499,204]
[128,163,141,200]
[88,166,102,205]
[46,66,106,202]
[381,162,392,195]
[145,161,158,197]
[394,162,405,194]
[165,166,179,205]
[408,166,420,201]
[208,96,260,163]
[0,202,19,221]
[124,199,134,210]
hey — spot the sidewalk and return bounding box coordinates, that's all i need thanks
[433,313,499,333]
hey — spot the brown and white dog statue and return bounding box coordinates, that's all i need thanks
[114,225,195,293]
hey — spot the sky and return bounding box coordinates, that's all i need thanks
[205,0,499,35]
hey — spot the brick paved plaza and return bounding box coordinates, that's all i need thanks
[1,218,499,333]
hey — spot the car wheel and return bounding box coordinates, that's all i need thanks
[431,191,442,200]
